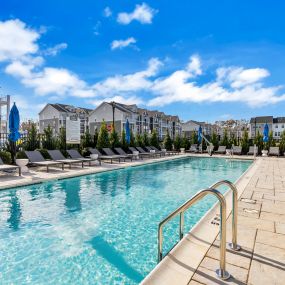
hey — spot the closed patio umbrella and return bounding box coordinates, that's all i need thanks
[125,119,130,144]
[198,125,202,143]
[9,103,21,163]
[263,123,269,143]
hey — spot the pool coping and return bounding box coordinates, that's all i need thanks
[141,156,259,285]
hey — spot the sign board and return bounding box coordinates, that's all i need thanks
[66,117,81,144]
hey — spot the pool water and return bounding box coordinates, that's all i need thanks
[0,157,252,284]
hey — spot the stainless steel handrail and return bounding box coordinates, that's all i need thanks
[158,188,230,280]
[210,180,241,251]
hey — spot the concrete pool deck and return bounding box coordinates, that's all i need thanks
[142,156,285,285]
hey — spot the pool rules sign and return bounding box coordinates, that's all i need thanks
[66,117,81,144]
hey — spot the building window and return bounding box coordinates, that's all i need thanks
[282,125,284,128]
[275,132,278,136]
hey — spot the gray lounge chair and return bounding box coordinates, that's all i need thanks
[215,146,226,154]
[25,150,64,172]
[186,144,198,153]
[89,148,119,164]
[136,147,157,158]
[128,147,152,159]
[0,157,21,176]
[151,146,178,155]
[67,149,101,165]
[145,146,162,157]
[247,146,258,155]
[48,150,84,168]
[114,148,136,159]
[232,146,242,155]
[269,147,280,157]
[103,148,132,162]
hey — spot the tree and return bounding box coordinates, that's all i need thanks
[96,121,110,149]
[163,130,173,150]
[210,132,219,151]
[229,135,237,147]
[121,129,128,149]
[57,127,66,150]
[173,135,182,151]
[129,130,135,147]
[221,129,230,148]
[191,131,198,145]
[135,133,143,147]
[279,131,285,155]
[150,130,160,148]
[268,130,276,149]
[253,131,263,155]
[181,134,190,150]
[24,123,39,151]
[81,128,93,148]
[93,128,99,147]
[240,130,249,154]
[109,129,121,148]
[42,125,56,150]
[142,132,149,146]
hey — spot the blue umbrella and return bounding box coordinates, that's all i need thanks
[198,125,202,143]
[9,103,21,142]
[263,123,269,143]
[125,119,130,144]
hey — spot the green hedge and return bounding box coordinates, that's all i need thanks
[0,151,12,164]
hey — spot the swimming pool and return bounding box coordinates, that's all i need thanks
[0,157,252,284]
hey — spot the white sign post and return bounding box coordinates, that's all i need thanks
[66,117,81,144]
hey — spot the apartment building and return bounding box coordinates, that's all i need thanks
[88,101,182,139]
[272,117,285,139]
[249,116,273,139]
[39,103,92,135]
[181,120,214,138]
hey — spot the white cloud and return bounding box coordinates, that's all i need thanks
[0,19,39,61]
[117,3,157,25]
[111,37,137,50]
[89,95,143,107]
[187,54,202,77]
[103,7,112,17]
[44,43,68,56]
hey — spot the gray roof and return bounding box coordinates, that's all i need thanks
[50,103,92,114]
[273,117,285,124]
[250,116,273,124]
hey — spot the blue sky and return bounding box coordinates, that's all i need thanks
[1,0,285,122]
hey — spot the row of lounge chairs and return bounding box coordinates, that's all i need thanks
[185,144,281,156]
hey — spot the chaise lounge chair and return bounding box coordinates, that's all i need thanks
[48,150,85,168]
[215,146,226,154]
[232,146,242,155]
[25,150,64,172]
[128,147,152,159]
[145,146,162,157]
[114,148,137,160]
[89,148,119,164]
[67,149,101,165]
[136,146,157,158]
[103,148,132,162]
[186,144,198,153]
[247,146,258,156]
[0,157,21,176]
[269,147,280,157]
[151,146,178,155]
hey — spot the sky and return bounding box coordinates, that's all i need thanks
[1,0,285,122]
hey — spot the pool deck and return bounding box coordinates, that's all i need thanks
[142,156,285,285]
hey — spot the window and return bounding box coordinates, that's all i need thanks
[282,125,284,128]
[275,125,278,128]
[278,132,281,136]
[275,132,278,136]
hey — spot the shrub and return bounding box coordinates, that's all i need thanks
[240,130,249,154]
[210,132,219,151]
[24,123,39,151]
[221,129,230,148]
[129,130,135,147]
[81,148,91,157]
[15,151,27,159]
[121,129,128,149]
[163,131,173,150]
[181,135,190,150]
[150,130,160,148]
[279,131,285,155]
[135,133,143,147]
[0,151,12,164]
[57,127,66,150]
[191,132,198,145]
[36,148,50,159]
[81,129,93,148]
[42,125,56,150]
[173,135,182,151]
[142,132,149,146]
[93,129,99,147]
[96,121,110,149]
[253,131,263,155]
[109,130,121,148]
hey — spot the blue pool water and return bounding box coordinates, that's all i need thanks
[0,157,251,284]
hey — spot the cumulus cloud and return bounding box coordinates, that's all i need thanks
[44,43,68,56]
[111,37,137,50]
[117,3,157,25]
[103,7,112,17]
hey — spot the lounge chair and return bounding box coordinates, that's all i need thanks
[232,146,242,155]
[25,150,64,172]
[67,149,101,165]
[269,147,280,157]
[48,150,85,168]
[128,147,152,159]
[0,157,21,176]
[247,146,257,156]
[186,144,198,153]
[151,146,178,155]
[114,148,137,159]
[215,146,226,154]
[103,148,132,162]
[136,146,157,158]
[145,146,162,157]
[89,148,119,164]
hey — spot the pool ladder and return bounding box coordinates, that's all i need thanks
[157,180,240,280]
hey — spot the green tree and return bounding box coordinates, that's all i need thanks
[93,129,99,147]
[129,130,135,147]
[181,134,190,150]
[96,121,110,149]
[173,135,182,151]
[24,123,39,151]
[229,135,237,147]
[81,128,93,148]
[210,132,219,151]
[150,130,160,148]
[142,132,149,146]
[191,131,198,145]
[279,131,285,155]
[163,130,173,150]
[240,130,249,154]
[109,129,121,148]
[253,131,263,155]
[221,129,230,148]
[42,125,56,150]
[57,127,66,150]
[121,129,128,149]
[135,133,143,147]
[268,130,276,149]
